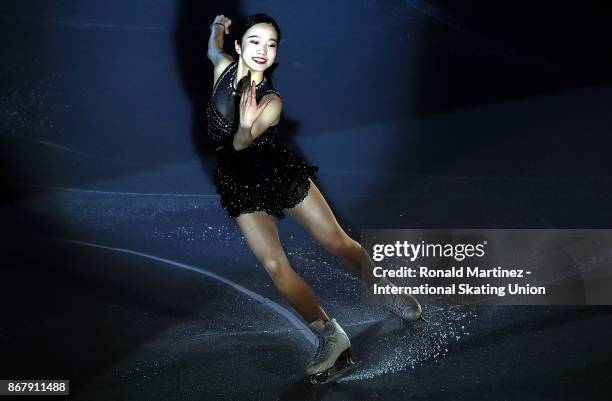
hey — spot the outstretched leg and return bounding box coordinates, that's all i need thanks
[286,179,375,283]
[235,210,328,323]
[287,179,422,321]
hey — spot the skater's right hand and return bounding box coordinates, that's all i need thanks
[239,77,273,130]
[211,15,231,35]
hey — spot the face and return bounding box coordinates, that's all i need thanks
[235,23,278,72]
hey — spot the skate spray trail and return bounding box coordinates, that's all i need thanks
[339,306,476,381]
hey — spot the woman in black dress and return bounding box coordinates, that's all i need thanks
[206,13,422,383]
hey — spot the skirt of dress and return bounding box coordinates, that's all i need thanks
[213,142,319,220]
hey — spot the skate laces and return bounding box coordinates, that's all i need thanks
[313,335,335,363]
[313,334,326,361]
[375,279,423,321]
[387,294,421,320]
[312,323,338,363]
[389,302,413,318]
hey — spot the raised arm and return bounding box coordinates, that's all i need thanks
[207,15,234,68]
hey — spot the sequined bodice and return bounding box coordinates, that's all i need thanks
[206,61,280,149]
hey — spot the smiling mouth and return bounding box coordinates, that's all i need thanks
[252,57,267,64]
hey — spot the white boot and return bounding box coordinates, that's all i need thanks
[374,277,423,321]
[306,318,352,378]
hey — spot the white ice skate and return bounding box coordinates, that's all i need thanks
[374,277,426,322]
[306,318,359,385]
[387,293,424,321]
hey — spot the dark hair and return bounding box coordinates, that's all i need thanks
[235,13,282,47]
[235,13,281,81]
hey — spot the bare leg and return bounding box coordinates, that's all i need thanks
[287,179,422,321]
[286,179,378,285]
[235,210,329,323]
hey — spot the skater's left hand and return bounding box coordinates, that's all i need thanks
[239,79,272,130]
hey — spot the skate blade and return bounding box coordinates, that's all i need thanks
[308,357,361,385]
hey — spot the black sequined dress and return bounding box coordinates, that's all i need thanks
[205,61,319,220]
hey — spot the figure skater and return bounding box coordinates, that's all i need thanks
[206,13,423,384]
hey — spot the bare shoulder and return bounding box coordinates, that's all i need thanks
[261,93,282,126]
[261,92,282,106]
[212,54,235,87]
